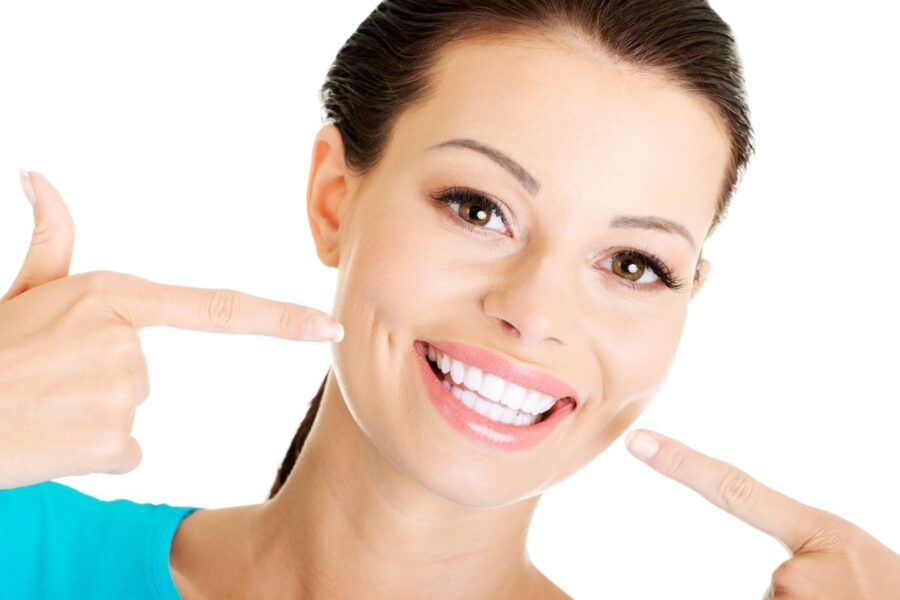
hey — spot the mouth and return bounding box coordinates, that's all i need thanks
[413,339,577,450]
[423,342,575,426]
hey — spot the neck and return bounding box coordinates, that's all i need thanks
[247,372,546,599]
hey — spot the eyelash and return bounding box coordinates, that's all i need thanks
[429,185,687,293]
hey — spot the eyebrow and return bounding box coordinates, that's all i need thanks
[427,138,541,195]
[609,215,697,250]
[427,137,696,249]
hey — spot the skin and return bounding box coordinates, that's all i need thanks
[169,30,727,598]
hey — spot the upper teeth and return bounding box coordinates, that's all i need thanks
[426,343,558,416]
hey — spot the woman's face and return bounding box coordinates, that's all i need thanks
[307,32,730,507]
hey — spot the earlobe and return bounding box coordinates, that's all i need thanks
[306,124,350,268]
[689,258,711,300]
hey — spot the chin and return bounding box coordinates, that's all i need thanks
[390,443,550,509]
[361,405,564,509]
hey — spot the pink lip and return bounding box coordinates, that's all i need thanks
[427,340,579,403]
[412,340,576,451]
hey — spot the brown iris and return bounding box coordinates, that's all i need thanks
[611,252,646,282]
[458,199,490,227]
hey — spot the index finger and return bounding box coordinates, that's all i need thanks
[100,273,343,341]
[626,429,834,554]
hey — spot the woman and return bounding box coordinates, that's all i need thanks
[2,1,898,598]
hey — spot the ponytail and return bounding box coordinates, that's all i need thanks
[266,369,328,499]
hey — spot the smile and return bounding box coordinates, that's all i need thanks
[412,340,577,451]
[427,343,565,424]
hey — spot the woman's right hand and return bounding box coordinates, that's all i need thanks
[0,170,343,490]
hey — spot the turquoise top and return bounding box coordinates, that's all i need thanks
[0,480,202,599]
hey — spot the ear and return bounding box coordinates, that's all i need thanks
[689,257,712,300]
[306,124,351,268]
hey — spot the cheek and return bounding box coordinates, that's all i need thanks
[326,199,406,337]
[605,308,686,400]
[327,214,439,441]
[562,303,688,468]
[334,203,485,341]
[329,209,466,411]
[334,214,431,332]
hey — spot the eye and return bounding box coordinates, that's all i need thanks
[598,249,686,292]
[429,186,510,235]
[610,252,659,284]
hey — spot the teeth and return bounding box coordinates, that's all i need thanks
[454,383,537,426]
[500,382,527,409]
[539,395,556,412]
[480,373,505,403]
[427,343,560,417]
[522,389,544,413]
[463,365,483,391]
[450,359,465,385]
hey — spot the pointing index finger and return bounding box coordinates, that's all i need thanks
[626,429,834,554]
[104,273,343,341]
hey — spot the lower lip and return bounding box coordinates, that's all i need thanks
[412,340,576,451]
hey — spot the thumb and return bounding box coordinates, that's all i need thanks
[1,169,76,302]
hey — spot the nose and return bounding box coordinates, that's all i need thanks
[482,250,570,347]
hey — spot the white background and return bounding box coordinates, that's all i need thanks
[1,2,898,598]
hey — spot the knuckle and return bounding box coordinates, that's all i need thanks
[103,369,138,407]
[204,289,239,329]
[716,468,758,511]
[105,329,140,358]
[140,371,151,402]
[808,517,853,552]
[76,271,121,307]
[79,271,137,303]
[103,436,142,474]
[83,270,117,293]
[93,430,133,462]
[771,559,803,590]
[278,306,302,337]
[129,441,143,470]
[135,358,151,404]
[30,220,55,247]
[9,272,42,294]
[68,271,140,322]
[659,446,688,477]
[771,559,795,581]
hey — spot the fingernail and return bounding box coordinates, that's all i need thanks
[305,315,344,342]
[19,169,36,206]
[626,430,659,461]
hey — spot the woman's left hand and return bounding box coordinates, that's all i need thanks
[624,429,900,599]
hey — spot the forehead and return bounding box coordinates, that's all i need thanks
[390,31,732,239]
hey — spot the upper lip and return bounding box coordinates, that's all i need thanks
[422,340,580,405]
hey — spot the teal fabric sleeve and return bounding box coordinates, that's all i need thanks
[0,480,201,599]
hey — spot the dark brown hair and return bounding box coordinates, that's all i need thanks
[267,0,754,500]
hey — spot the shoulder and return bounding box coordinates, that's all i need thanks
[0,481,201,598]
[0,479,88,507]
[0,480,96,539]
[1,480,197,541]
[168,504,260,599]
